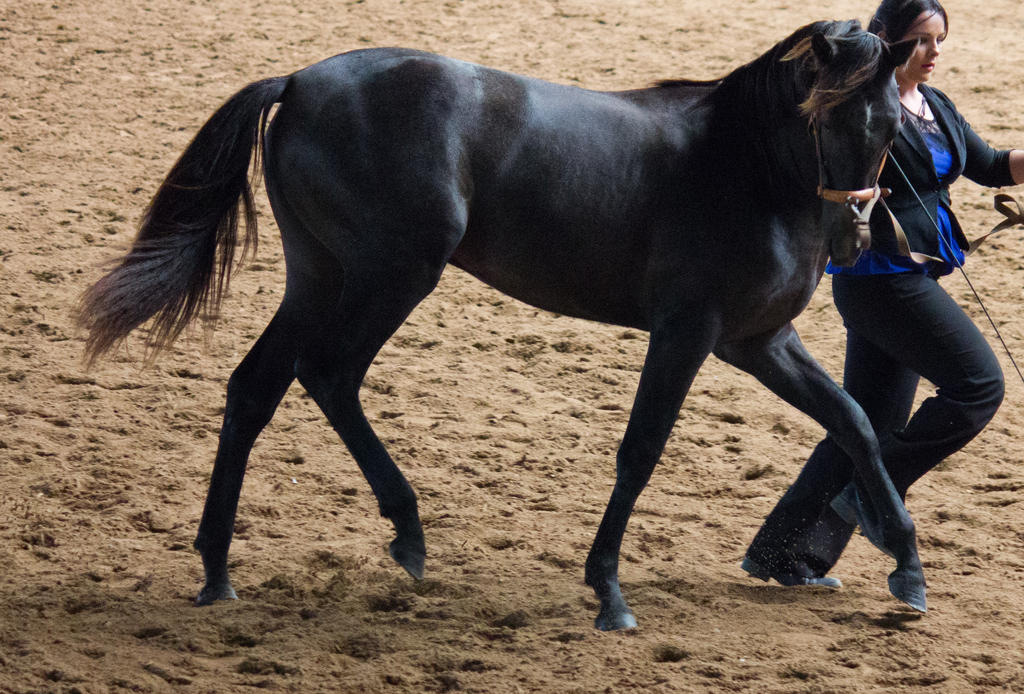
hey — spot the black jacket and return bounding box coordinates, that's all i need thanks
[871,85,1016,259]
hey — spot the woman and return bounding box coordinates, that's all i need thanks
[742,0,1024,588]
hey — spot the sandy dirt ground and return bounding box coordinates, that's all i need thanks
[2,0,1024,691]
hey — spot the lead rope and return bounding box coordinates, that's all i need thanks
[886,149,1024,387]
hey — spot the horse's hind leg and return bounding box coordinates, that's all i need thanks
[193,304,308,604]
[193,178,343,605]
[586,319,718,630]
[293,246,456,581]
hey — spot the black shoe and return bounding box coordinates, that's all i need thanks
[740,556,842,588]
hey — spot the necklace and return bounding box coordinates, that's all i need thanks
[900,98,941,135]
[901,96,929,121]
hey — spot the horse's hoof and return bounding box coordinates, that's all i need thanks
[195,581,238,606]
[389,537,426,580]
[888,568,927,613]
[831,485,896,559]
[594,606,638,631]
[741,556,841,588]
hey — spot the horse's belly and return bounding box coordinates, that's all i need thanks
[449,225,650,330]
[718,261,824,340]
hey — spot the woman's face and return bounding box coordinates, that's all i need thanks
[896,11,947,85]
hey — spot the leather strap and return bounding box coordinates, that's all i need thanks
[819,186,880,204]
[967,193,1024,255]
[883,196,943,264]
[890,193,1024,263]
[816,147,890,206]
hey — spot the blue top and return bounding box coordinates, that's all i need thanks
[827,109,963,277]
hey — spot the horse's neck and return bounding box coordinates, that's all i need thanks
[710,60,808,178]
[700,114,813,209]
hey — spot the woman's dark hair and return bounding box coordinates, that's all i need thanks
[868,0,948,41]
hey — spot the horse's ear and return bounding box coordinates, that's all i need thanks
[811,32,837,66]
[882,38,918,72]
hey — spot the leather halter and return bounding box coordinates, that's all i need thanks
[813,121,891,253]
[814,122,888,213]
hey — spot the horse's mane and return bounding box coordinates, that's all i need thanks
[658,19,883,120]
[779,20,884,117]
[659,20,883,196]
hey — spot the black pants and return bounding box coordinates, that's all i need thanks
[745,271,1004,581]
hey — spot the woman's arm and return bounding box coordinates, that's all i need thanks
[930,86,1018,188]
[960,122,1017,187]
[928,87,1022,185]
[1010,149,1024,185]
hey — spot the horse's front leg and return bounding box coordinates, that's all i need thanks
[715,323,926,612]
[586,318,718,630]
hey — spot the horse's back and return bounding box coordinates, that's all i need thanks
[267,47,710,328]
[279,47,686,173]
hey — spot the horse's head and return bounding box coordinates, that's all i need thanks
[791,24,917,266]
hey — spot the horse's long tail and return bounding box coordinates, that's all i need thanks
[77,75,289,364]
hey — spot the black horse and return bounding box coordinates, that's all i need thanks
[79,20,922,630]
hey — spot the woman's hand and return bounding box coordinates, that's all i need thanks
[1011,149,1024,185]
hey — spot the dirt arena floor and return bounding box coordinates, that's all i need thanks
[2,0,1024,691]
